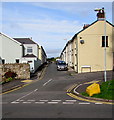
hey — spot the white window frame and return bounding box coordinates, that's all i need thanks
[27,47,33,54]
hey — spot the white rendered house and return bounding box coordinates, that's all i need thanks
[0,32,46,73]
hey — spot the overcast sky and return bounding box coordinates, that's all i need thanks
[1,2,113,58]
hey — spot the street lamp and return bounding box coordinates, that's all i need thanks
[94,7,107,82]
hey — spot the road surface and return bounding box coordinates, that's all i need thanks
[2,63,113,119]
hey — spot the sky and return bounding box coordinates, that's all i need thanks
[1,1,113,58]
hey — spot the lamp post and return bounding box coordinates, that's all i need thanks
[94,7,107,82]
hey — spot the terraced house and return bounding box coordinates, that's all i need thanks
[60,10,114,73]
[0,32,47,73]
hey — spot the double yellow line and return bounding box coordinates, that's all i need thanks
[67,84,77,93]
[66,83,114,105]
[0,66,47,95]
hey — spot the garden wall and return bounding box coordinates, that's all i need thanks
[0,63,30,81]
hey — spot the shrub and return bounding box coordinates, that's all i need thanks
[6,77,13,82]
[4,71,17,79]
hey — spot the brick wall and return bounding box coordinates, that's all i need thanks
[0,63,30,81]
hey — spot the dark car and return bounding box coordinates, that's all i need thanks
[57,61,68,71]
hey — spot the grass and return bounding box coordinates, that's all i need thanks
[81,80,114,100]
[0,77,14,85]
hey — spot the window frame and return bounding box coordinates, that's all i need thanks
[102,36,108,47]
[27,47,33,53]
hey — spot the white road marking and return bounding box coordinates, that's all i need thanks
[27,100,35,101]
[39,100,48,102]
[13,89,38,102]
[51,100,61,102]
[11,101,19,104]
[65,100,77,102]
[79,102,90,104]
[23,102,31,104]
[48,102,58,104]
[95,103,103,104]
[35,102,45,104]
[43,79,52,86]
[16,100,24,102]
[63,102,74,104]
[34,89,38,92]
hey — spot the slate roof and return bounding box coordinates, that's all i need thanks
[13,38,37,44]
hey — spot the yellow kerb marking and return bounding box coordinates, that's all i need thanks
[84,80,101,85]
[21,80,33,83]
[67,92,114,105]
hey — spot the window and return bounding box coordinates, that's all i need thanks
[2,59,5,64]
[27,47,33,53]
[102,36,108,47]
[27,61,32,63]
[16,59,19,63]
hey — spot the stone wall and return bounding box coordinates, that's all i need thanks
[0,63,30,81]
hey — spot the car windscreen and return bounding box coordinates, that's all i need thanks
[58,63,66,65]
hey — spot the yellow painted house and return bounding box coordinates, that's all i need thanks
[60,11,114,73]
[38,45,47,65]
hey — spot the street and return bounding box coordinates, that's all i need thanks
[2,63,113,119]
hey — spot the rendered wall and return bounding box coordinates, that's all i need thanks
[78,21,113,73]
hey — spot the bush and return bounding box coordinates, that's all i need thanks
[4,71,17,79]
[6,77,13,82]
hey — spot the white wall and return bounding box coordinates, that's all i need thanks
[21,57,41,73]
[1,33,22,63]
[24,44,38,57]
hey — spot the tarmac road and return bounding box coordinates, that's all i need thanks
[2,63,113,119]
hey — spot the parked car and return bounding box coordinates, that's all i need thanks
[56,60,62,65]
[57,61,68,71]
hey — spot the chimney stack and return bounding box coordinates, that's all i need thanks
[83,24,90,29]
[97,8,105,21]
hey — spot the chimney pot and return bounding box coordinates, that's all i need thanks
[97,9,105,20]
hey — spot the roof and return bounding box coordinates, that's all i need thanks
[71,20,114,41]
[0,32,22,45]
[13,38,37,44]
[23,54,37,58]
[60,20,114,56]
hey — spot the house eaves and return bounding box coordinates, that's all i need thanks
[0,32,22,45]
[13,38,37,45]
[23,54,37,58]
[41,46,47,57]
[71,20,114,41]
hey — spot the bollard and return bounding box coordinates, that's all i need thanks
[86,83,101,96]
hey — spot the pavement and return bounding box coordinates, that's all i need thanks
[1,64,114,104]
[68,80,114,104]
[1,64,47,94]
[67,68,114,104]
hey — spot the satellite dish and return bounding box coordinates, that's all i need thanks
[80,40,84,44]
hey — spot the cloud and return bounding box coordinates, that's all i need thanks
[2,2,112,58]
[2,0,113,2]
[18,19,82,34]
[46,48,63,57]
[2,18,82,57]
